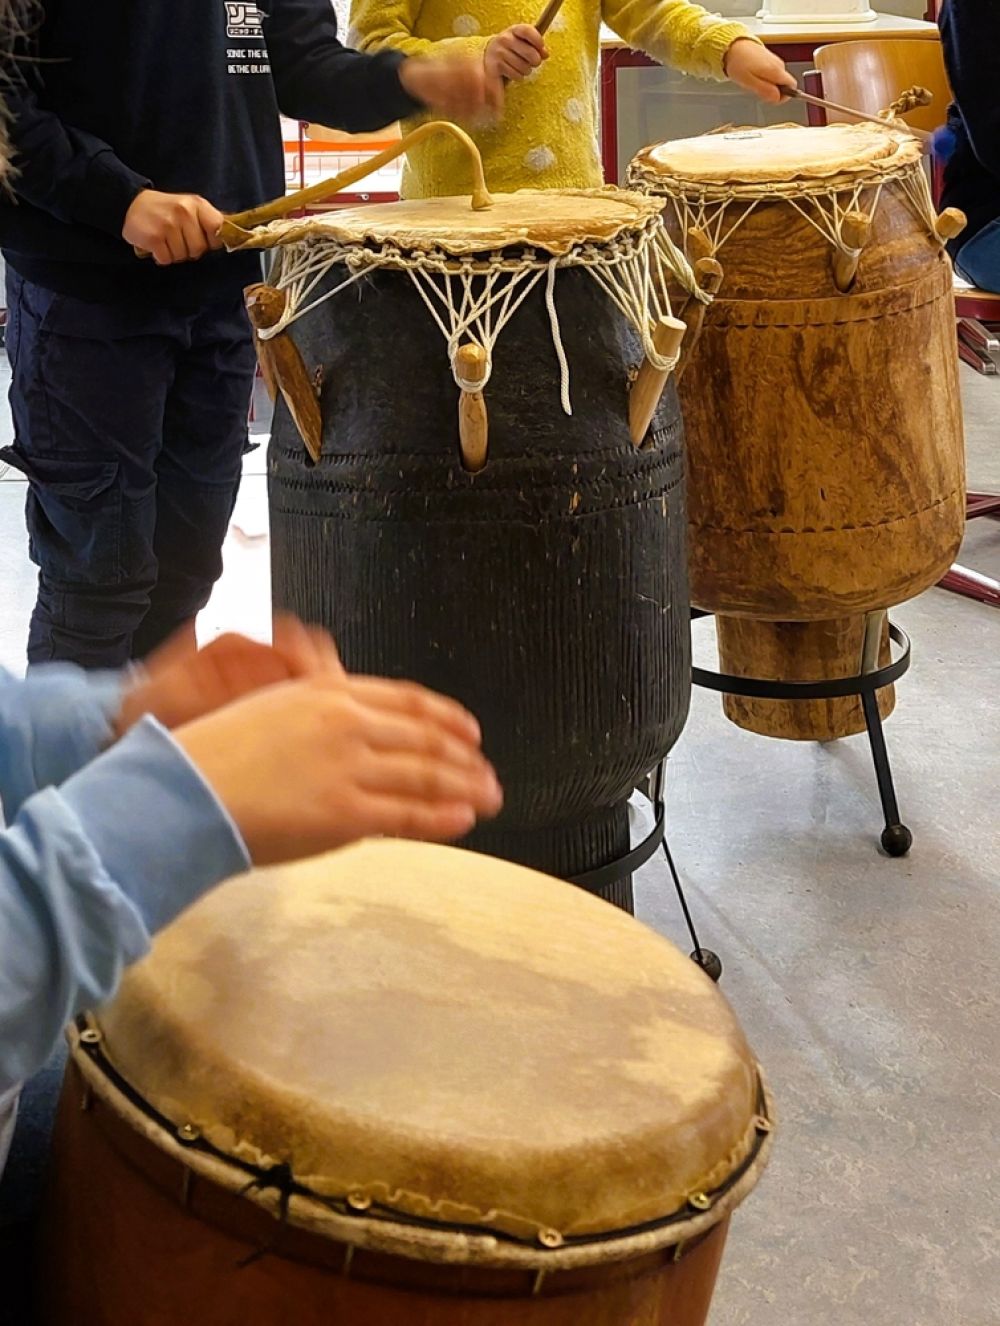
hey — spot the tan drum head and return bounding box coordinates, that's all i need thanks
[88,841,769,1255]
[231,188,664,257]
[637,122,923,188]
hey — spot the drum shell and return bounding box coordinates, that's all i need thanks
[654,174,966,620]
[39,1058,729,1326]
[269,265,690,882]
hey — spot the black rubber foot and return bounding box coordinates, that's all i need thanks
[692,949,723,983]
[881,824,913,857]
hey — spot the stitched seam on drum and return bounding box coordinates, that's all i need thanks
[689,488,963,536]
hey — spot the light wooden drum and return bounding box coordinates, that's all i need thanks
[630,124,966,740]
[41,841,773,1325]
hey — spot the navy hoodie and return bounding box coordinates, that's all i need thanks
[0,0,421,305]
[939,0,1000,257]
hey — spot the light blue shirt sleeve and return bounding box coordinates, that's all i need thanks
[0,716,250,1094]
[0,663,126,821]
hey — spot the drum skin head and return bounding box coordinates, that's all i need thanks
[638,122,923,188]
[94,841,763,1244]
[231,188,664,258]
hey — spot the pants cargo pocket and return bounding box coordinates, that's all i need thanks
[0,447,123,585]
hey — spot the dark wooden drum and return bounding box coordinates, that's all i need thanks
[247,189,695,908]
[40,842,774,1325]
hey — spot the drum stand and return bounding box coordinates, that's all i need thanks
[692,609,914,857]
[571,762,724,983]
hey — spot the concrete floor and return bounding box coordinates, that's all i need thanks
[1,359,997,1324]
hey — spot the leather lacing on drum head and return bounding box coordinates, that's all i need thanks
[629,152,940,267]
[70,1016,775,1271]
[254,216,701,419]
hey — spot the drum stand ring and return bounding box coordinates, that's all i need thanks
[690,610,913,858]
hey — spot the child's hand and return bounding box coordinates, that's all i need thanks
[400,55,504,122]
[723,38,796,104]
[485,25,548,81]
[114,616,343,738]
[176,672,503,862]
[122,190,224,266]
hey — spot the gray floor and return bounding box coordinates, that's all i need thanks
[1,358,997,1324]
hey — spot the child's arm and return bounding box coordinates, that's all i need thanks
[350,1,547,87]
[0,665,501,1095]
[602,0,793,100]
[0,668,126,824]
[0,721,249,1095]
[941,0,1000,180]
[350,0,490,63]
[1,31,150,240]
[265,0,499,133]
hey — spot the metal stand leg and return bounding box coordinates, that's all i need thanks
[859,611,912,857]
[650,764,723,982]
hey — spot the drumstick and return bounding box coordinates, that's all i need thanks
[135,121,492,257]
[498,0,564,84]
[534,0,565,35]
[784,87,931,147]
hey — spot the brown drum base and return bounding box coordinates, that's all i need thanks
[39,1066,731,1326]
[716,615,895,742]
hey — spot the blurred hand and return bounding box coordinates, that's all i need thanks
[176,673,503,863]
[115,616,343,737]
[399,54,504,123]
[123,190,225,265]
[723,39,796,105]
[485,25,548,81]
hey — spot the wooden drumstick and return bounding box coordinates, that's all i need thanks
[784,86,932,146]
[831,211,871,293]
[137,122,493,257]
[934,207,967,243]
[629,316,686,448]
[456,344,489,473]
[534,0,565,34]
[498,0,564,85]
[245,284,323,464]
[676,258,723,384]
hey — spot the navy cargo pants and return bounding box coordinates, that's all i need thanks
[1,270,257,668]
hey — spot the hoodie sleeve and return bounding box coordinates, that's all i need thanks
[261,0,424,133]
[0,718,249,1093]
[1,25,150,236]
[0,665,125,823]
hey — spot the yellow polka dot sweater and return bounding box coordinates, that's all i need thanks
[349,0,754,198]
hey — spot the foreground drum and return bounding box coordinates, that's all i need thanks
[630,124,966,740]
[41,841,773,1325]
[241,188,696,906]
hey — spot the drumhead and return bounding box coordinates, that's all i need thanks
[230,188,664,257]
[89,841,768,1251]
[637,122,922,188]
